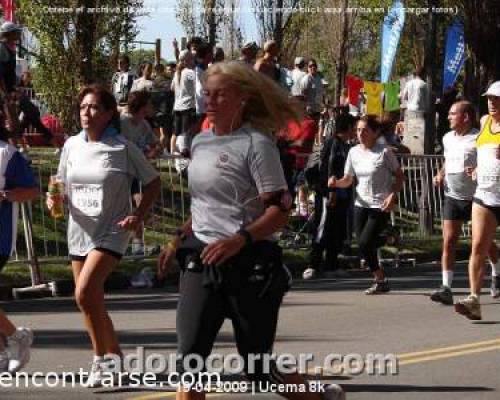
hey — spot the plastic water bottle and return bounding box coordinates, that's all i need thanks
[48,175,64,219]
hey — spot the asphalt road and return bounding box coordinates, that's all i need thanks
[2,261,499,399]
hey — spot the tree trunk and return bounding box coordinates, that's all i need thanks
[75,1,97,84]
[273,0,284,50]
[335,0,349,106]
[205,0,217,47]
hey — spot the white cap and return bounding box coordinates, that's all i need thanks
[294,57,305,65]
[483,81,500,97]
[0,22,23,34]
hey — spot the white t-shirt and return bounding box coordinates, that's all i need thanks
[57,128,159,256]
[194,65,206,115]
[442,128,479,201]
[403,77,429,112]
[171,68,196,111]
[344,143,400,208]
[188,125,287,244]
[302,74,324,113]
[131,77,154,93]
[290,68,307,97]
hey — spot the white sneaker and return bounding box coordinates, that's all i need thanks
[7,327,33,373]
[323,383,346,400]
[86,356,121,388]
[87,359,105,388]
[0,351,9,372]
[303,267,317,280]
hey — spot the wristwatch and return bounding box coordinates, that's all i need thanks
[175,228,187,241]
[236,228,253,247]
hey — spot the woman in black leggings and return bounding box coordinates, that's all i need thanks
[158,61,345,400]
[328,116,404,294]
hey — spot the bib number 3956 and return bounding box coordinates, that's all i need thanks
[71,184,103,217]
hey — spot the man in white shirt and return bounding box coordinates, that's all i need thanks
[290,57,307,99]
[302,59,324,116]
[401,67,429,114]
[431,100,499,305]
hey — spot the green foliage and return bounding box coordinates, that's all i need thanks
[126,49,167,74]
[17,0,143,133]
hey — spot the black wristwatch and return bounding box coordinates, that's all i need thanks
[175,228,187,240]
[236,228,253,248]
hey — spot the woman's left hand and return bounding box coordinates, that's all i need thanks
[381,193,397,213]
[201,235,246,267]
[117,215,142,231]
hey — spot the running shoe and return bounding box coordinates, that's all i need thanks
[7,327,33,373]
[0,351,8,373]
[322,383,346,400]
[430,285,454,305]
[86,359,106,388]
[454,295,482,320]
[365,280,390,295]
[491,276,500,299]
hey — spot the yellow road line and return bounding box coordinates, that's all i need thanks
[399,343,500,365]
[397,337,500,360]
[129,338,500,399]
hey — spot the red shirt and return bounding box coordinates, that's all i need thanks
[283,118,317,169]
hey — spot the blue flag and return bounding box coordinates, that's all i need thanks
[381,0,406,83]
[442,20,465,93]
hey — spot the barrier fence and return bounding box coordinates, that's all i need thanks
[10,151,495,273]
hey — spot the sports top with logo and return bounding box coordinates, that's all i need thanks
[57,128,158,256]
[442,128,479,201]
[475,116,500,207]
[188,125,287,244]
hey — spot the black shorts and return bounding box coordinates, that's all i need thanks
[173,108,196,136]
[70,247,122,262]
[443,197,472,221]
[473,198,500,225]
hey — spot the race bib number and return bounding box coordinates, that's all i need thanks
[477,147,500,190]
[71,184,103,217]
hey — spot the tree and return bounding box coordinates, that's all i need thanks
[220,0,243,60]
[449,0,500,106]
[17,0,143,132]
[127,49,167,72]
[251,0,301,50]
[175,0,226,47]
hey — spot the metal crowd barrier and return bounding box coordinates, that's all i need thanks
[11,151,190,266]
[10,152,490,276]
